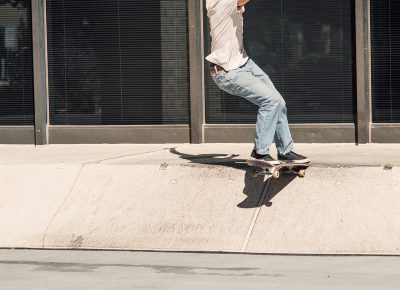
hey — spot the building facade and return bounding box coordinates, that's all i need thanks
[0,0,398,144]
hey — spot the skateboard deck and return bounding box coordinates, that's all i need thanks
[246,158,310,179]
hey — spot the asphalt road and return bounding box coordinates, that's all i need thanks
[1,250,400,289]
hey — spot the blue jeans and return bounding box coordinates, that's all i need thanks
[212,59,293,155]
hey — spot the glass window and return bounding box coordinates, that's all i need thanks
[204,0,355,124]
[47,0,189,125]
[0,0,33,125]
[371,0,400,123]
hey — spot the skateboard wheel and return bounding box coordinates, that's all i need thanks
[251,170,258,178]
[298,170,306,177]
[272,171,280,179]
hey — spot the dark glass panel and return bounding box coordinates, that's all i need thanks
[0,0,33,125]
[47,0,189,125]
[204,0,355,124]
[371,0,400,123]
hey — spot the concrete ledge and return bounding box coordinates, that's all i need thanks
[43,164,255,252]
[0,164,82,248]
[0,144,400,254]
[246,166,400,255]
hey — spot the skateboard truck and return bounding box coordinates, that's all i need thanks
[247,159,309,179]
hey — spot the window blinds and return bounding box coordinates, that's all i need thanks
[204,0,355,124]
[371,0,400,123]
[47,0,189,125]
[0,0,33,125]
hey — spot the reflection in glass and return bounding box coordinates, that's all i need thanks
[0,0,33,125]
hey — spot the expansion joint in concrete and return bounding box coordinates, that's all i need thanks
[95,147,177,164]
[241,178,273,252]
[41,165,85,248]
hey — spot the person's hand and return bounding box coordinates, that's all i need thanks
[237,0,250,6]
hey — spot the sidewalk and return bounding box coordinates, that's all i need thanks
[2,249,400,290]
[1,144,399,254]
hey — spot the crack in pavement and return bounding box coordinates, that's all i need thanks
[241,178,273,252]
[94,147,176,164]
[40,146,179,248]
[41,165,85,248]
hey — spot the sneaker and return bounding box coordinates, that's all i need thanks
[278,151,310,164]
[250,150,280,165]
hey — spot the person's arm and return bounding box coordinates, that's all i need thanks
[237,0,250,6]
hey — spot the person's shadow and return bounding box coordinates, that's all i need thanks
[169,148,297,208]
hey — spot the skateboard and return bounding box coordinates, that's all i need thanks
[246,158,310,179]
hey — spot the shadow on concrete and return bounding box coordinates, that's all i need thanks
[169,148,248,170]
[170,148,297,208]
[239,173,297,208]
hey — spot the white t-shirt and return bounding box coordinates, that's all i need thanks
[205,0,249,71]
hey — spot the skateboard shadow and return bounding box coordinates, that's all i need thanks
[238,171,297,208]
[170,148,297,208]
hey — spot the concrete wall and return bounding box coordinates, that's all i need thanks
[1,144,399,254]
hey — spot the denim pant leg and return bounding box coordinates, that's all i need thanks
[248,60,294,154]
[212,60,293,155]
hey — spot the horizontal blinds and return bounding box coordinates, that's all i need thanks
[371,0,400,123]
[47,0,189,125]
[0,1,33,125]
[204,0,354,124]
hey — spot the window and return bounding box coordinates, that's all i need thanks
[371,0,400,123]
[47,0,189,125]
[0,0,33,125]
[204,0,355,124]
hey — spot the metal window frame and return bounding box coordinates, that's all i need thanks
[0,126,34,144]
[32,0,49,145]
[189,0,205,144]
[48,125,190,144]
[38,0,193,145]
[0,0,41,144]
[204,124,356,144]
[355,0,371,144]
[371,124,400,143]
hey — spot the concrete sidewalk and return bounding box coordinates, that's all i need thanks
[2,249,400,290]
[0,144,400,254]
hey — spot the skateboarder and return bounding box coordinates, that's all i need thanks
[206,0,309,165]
